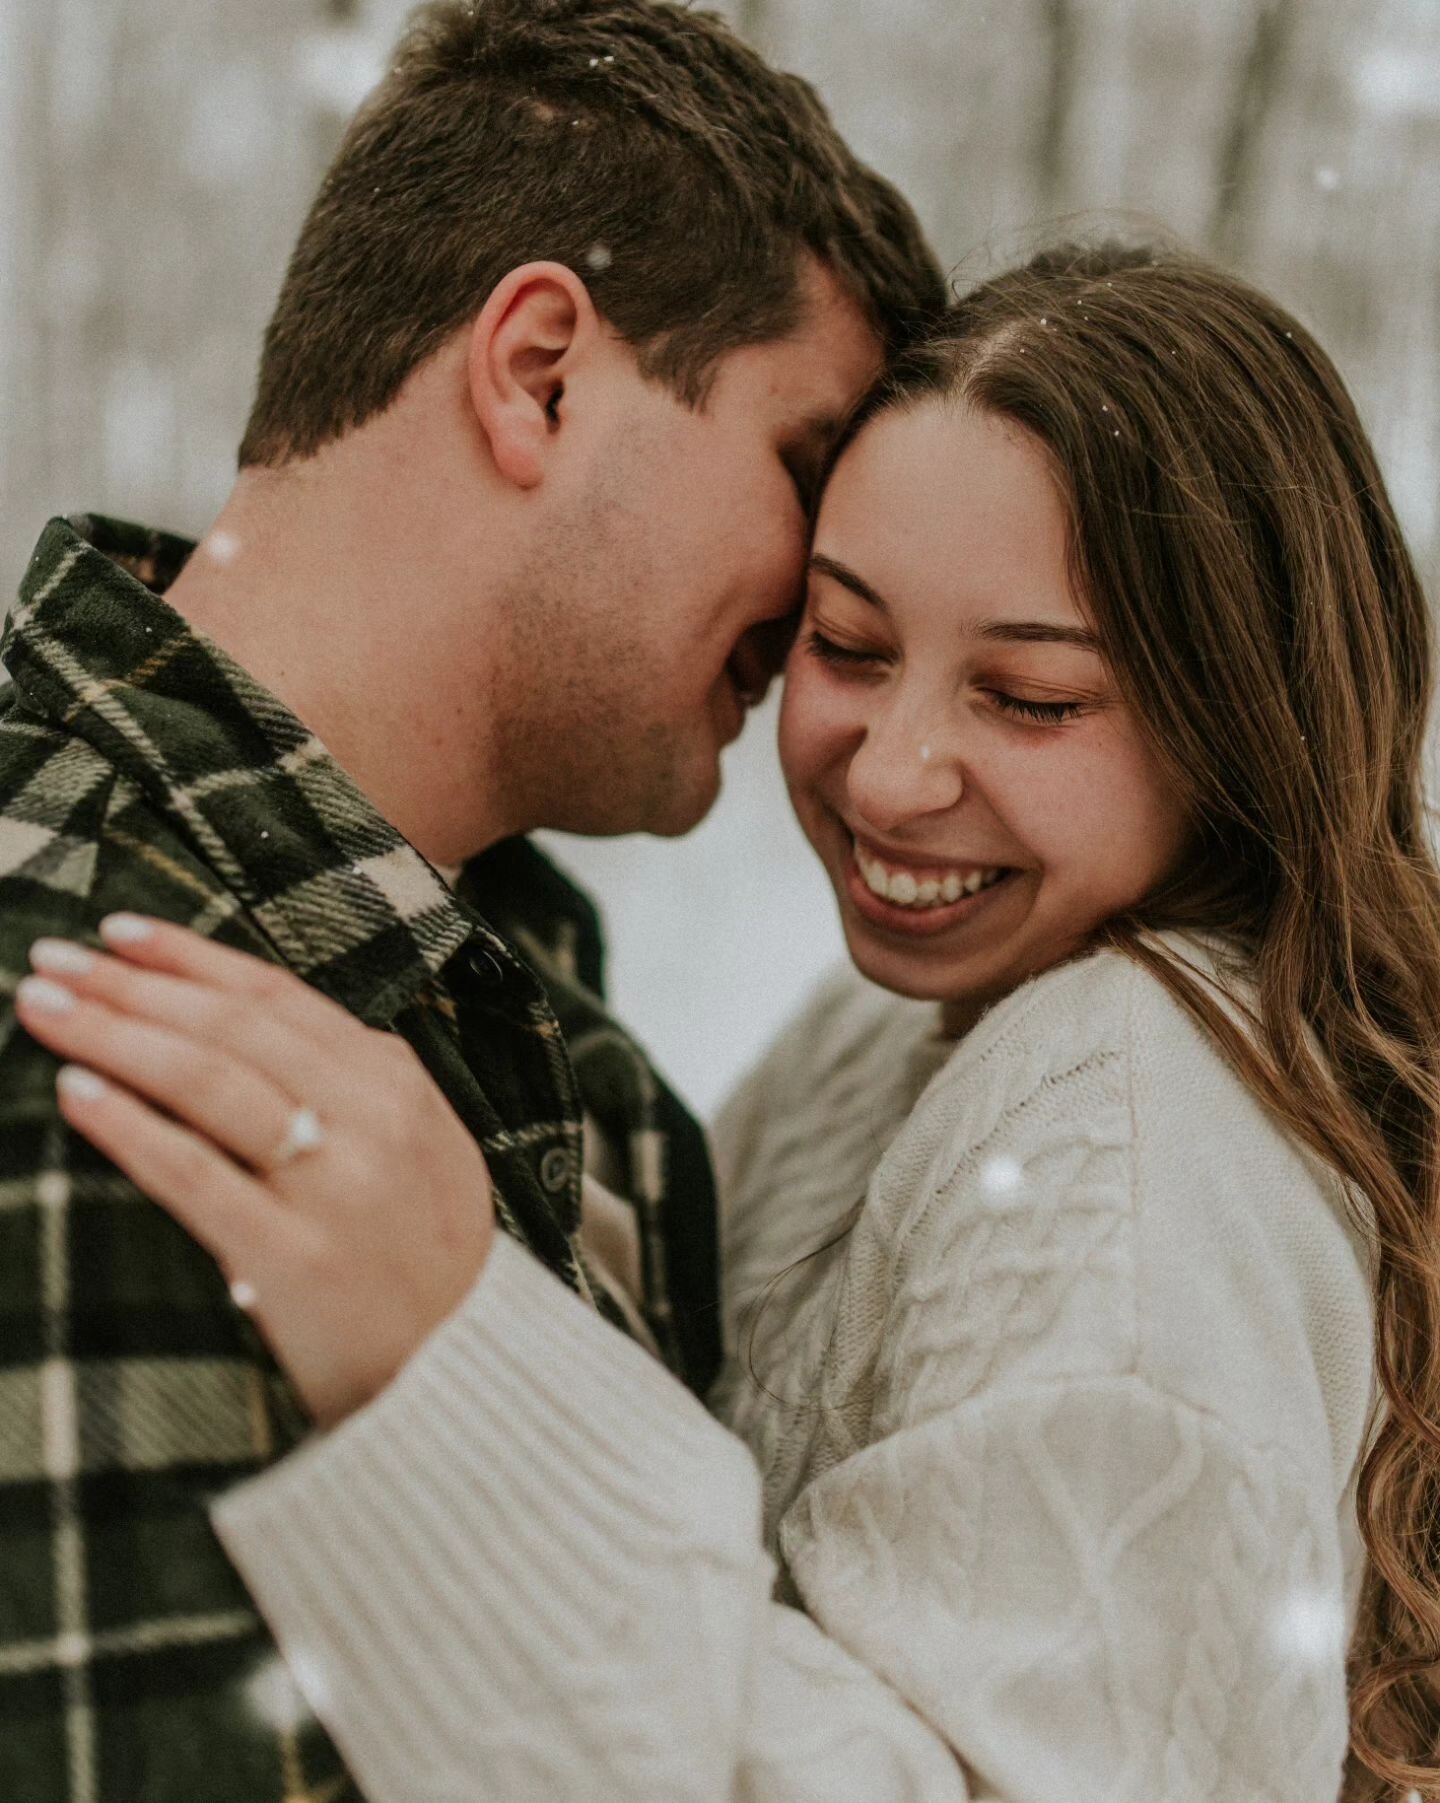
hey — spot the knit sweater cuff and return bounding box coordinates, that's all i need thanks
[210,1233,764,1792]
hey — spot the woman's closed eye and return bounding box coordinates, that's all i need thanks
[986,690,1089,725]
[803,625,886,670]
[805,627,1094,725]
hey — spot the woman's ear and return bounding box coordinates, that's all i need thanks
[466,262,597,489]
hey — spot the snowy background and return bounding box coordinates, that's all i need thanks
[1,0,1437,1114]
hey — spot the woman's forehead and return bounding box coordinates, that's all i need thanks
[815,402,1081,622]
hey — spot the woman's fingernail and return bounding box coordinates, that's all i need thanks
[57,1065,107,1102]
[17,976,76,1013]
[29,938,96,977]
[100,913,154,946]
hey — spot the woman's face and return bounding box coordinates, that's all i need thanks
[779,399,1188,1033]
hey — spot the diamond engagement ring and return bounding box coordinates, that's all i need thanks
[267,1104,326,1171]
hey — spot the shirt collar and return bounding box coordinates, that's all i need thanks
[4,514,484,1024]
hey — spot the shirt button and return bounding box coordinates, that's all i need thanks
[468,946,505,986]
[539,1147,571,1194]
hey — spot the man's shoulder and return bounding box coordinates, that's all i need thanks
[0,698,241,1106]
[0,689,119,916]
[0,693,237,930]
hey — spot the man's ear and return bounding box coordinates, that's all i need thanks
[466,262,598,490]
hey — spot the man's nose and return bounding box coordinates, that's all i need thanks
[845,708,964,837]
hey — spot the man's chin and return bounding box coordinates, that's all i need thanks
[549,760,722,840]
[645,767,723,838]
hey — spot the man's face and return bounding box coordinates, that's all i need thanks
[500,262,883,838]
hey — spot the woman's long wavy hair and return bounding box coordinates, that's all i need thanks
[841,241,1440,1799]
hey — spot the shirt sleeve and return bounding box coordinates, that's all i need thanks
[0,1084,363,1803]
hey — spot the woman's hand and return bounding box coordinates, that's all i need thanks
[15,915,496,1427]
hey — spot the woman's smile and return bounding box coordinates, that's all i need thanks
[841,827,1020,938]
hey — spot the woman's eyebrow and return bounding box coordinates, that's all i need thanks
[976,620,1104,652]
[809,554,890,611]
[810,555,1103,654]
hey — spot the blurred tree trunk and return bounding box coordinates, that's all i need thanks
[0,0,364,581]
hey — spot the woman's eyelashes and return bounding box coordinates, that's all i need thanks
[803,627,1091,725]
[987,692,1088,724]
[803,626,883,670]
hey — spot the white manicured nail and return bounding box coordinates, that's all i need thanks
[100,913,154,945]
[57,1065,106,1101]
[18,976,76,1013]
[30,939,96,976]
[229,1280,259,1311]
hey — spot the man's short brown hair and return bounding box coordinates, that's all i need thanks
[239,0,946,467]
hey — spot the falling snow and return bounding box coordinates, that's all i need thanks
[204,529,242,566]
[1270,1586,1345,1664]
[979,1154,1025,1205]
[245,1650,330,1733]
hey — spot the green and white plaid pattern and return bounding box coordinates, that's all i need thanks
[0,515,721,1802]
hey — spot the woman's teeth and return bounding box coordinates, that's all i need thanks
[854,843,1005,910]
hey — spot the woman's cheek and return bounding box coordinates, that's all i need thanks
[779,654,852,791]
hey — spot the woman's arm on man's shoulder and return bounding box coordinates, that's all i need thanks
[212,1231,972,1803]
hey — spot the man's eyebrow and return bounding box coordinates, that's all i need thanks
[809,555,1104,653]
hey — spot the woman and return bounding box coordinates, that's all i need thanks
[17,243,1440,1801]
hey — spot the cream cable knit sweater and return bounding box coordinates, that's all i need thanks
[212,940,1377,1802]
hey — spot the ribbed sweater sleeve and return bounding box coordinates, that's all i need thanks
[211,1232,967,1802]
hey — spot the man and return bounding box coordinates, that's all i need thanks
[0,1,945,1796]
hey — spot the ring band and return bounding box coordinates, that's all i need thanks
[268,1104,325,1170]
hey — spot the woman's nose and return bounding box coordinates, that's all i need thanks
[844,712,964,837]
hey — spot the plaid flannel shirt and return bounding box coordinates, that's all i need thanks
[0,515,722,1803]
